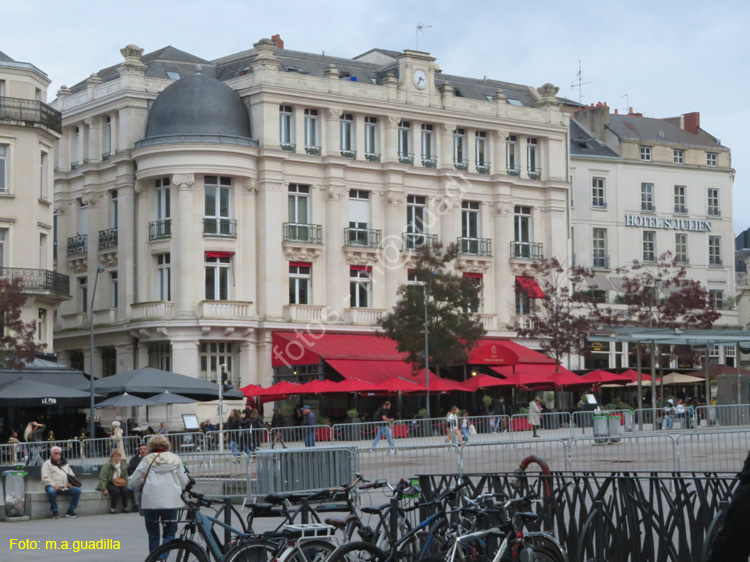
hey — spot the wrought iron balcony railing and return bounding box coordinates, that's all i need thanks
[203,218,237,238]
[422,156,437,168]
[304,145,321,156]
[0,267,70,296]
[98,227,118,250]
[149,219,172,240]
[592,255,610,269]
[398,152,414,165]
[527,167,542,180]
[458,237,492,256]
[283,223,323,244]
[476,162,491,174]
[365,152,381,162]
[453,159,468,171]
[506,166,520,176]
[510,241,543,260]
[345,227,382,248]
[67,234,87,257]
[0,96,62,133]
[403,232,438,251]
[340,149,357,159]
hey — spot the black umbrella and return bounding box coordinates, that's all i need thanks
[143,391,198,406]
[0,377,92,407]
[95,392,150,408]
[92,367,243,400]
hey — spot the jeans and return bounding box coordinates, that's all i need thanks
[371,425,394,449]
[45,485,81,515]
[461,427,470,443]
[230,439,250,455]
[144,508,178,553]
[304,430,316,447]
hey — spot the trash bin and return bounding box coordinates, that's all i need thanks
[593,415,608,444]
[2,468,27,518]
[623,411,634,432]
[608,414,622,443]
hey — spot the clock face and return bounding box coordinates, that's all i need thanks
[413,69,427,89]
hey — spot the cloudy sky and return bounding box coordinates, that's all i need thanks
[4,0,747,231]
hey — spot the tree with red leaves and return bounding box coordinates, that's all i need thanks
[0,277,42,369]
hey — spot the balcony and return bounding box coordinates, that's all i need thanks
[506,166,520,177]
[0,267,70,296]
[98,227,117,250]
[340,149,356,159]
[67,235,87,257]
[304,145,321,156]
[203,218,237,238]
[512,314,535,331]
[200,300,254,319]
[365,152,381,163]
[283,223,323,244]
[454,159,468,171]
[402,232,438,251]
[101,152,111,161]
[344,307,386,325]
[130,301,174,321]
[592,255,610,269]
[0,96,62,133]
[280,142,296,152]
[422,156,437,168]
[149,219,172,241]
[510,241,543,260]
[472,313,497,330]
[70,161,80,170]
[458,237,492,257]
[527,167,542,180]
[674,206,688,214]
[398,152,414,165]
[283,304,328,323]
[345,227,382,248]
[476,163,491,175]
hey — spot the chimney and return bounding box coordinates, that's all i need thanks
[683,112,700,134]
[271,34,284,49]
[574,102,610,141]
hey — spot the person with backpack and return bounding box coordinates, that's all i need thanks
[370,401,396,454]
[302,406,316,447]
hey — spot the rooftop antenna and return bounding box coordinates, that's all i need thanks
[619,93,629,113]
[570,60,592,104]
[416,22,431,51]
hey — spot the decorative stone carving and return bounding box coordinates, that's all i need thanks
[68,257,88,274]
[386,116,400,128]
[324,64,340,78]
[84,117,96,128]
[99,252,118,268]
[494,202,513,215]
[493,90,508,102]
[385,191,406,206]
[134,181,146,195]
[120,44,144,60]
[172,174,195,188]
[118,44,147,75]
[86,73,102,86]
[327,108,343,119]
[344,248,381,266]
[254,38,278,54]
[326,186,347,200]
[57,85,72,98]
[442,122,454,134]
[492,130,507,142]
[54,200,72,215]
[283,245,323,262]
[382,73,397,86]
[250,39,281,71]
[455,258,491,273]
[433,195,460,212]
[81,191,102,207]
[535,83,561,108]
[242,177,258,193]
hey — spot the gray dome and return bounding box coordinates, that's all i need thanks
[144,72,251,139]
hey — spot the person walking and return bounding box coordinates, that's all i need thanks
[24,420,46,466]
[41,446,81,519]
[130,434,190,555]
[707,449,750,561]
[302,406,316,447]
[97,449,134,513]
[461,410,471,444]
[270,408,288,449]
[662,399,675,430]
[371,401,396,454]
[445,406,461,445]
[492,397,509,433]
[238,410,253,456]
[111,420,125,455]
[529,396,543,438]
[247,408,264,452]
[128,443,149,513]
[226,410,242,456]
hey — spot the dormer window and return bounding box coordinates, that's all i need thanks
[166,71,180,80]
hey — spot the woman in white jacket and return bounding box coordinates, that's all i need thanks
[130,434,190,554]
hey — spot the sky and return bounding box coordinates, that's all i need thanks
[3,0,748,232]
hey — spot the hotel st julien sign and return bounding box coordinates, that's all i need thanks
[624,215,713,232]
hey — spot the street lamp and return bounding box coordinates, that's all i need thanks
[89,264,105,439]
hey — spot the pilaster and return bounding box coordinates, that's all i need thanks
[173,174,196,318]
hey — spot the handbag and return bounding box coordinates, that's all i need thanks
[112,477,127,488]
[67,472,82,488]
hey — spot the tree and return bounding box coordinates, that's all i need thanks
[511,257,597,370]
[0,277,42,369]
[379,242,486,372]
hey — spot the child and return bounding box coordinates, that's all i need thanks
[461,411,470,444]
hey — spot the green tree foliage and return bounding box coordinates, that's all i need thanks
[379,242,486,371]
[0,277,42,369]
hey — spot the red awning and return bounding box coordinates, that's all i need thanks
[515,276,545,298]
[296,379,339,394]
[326,359,422,385]
[272,333,406,367]
[462,374,514,391]
[205,251,235,259]
[289,261,311,268]
[491,364,583,386]
[581,369,630,385]
[368,378,428,393]
[468,339,556,365]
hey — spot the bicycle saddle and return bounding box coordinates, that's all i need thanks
[324,514,358,529]
[362,503,389,515]
[515,511,539,523]
[264,492,294,504]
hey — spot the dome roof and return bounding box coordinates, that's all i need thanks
[144,71,251,139]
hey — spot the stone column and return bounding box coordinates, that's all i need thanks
[136,342,149,369]
[170,340,200,379]
[493,131,506,175]
[383,191,406,311]
[84,117,100,162]
[256,330,274,387]
[383,117,399,163]
[256,179,284,319]
[115,342,135,373]
[238,335,258,387]
[117,181,135,320]
[240,179,258,309]
[172,174,196,318]
[440,123,454,169]
[325,108,342,157]
[83,348,103,381]
[494,203,515,327]
[325,186,347,319]
[438,190,460,254]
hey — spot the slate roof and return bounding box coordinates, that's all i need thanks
[0,50,15,62]
[569,120,620,159]
[607,114,726,150]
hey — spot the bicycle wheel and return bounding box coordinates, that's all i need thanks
[372,508,413,550]
[145,540,209,562]
[281,539,338,562]
[327,541,388,562]
[526,535,567,562]
[224,540,278,562]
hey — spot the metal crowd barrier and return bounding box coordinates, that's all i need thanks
[179,451,249,499]
[144,431,207,454]
[16,439,82,465]
[82,436,142,459]
[695,404,750,428]
[259,424,335,447]
[204,428,270,454]
[509,412,572,439]
[571,409,634,435]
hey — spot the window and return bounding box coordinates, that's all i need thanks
[642,231,656,262]
[453,128,466,168]
[279,105,293,147]
[405,195,426,248]
[709,236,722,266]
[475,131,487,168]
[289,263,311,305]
[508,98,523,106]
[515,290,532,315]
[37,308,46,342]
[79,276,88,312]
[204,176,232,235]
[149,342,172,372]
[707,188,720,216]
[101,347,117,378]
[0,144,7,192]
[707,152,718,167]
[674,185,687,213]
[398,121,411,159]
[288,183,310,224]
[592,177,606,208]
[110,190,118,228]
[340,113,354,155]
[73,126,81,163]
[675,233,688,264]
[205,255,231,300]
[527,138,539,173]
[710,290,724,310]
[421,124,434,164]
[110,271,118,308]
[0,228,5,266]
[640,146,652,161]
[407,270,420,285]
[166,71,180,80]
[349,267,371,308]
[592,228,608,268]
[104,116,112,155]
[348,190,370,245]
[461,201,480,253]
[157,254,171,301]
[78,199,89,236]
[40,152,48,199]
[506,135,517,172]
[673,149,684,164]
[200,342,236,386]
[364,117,378,158]
[304,109,319,151]
[37,232,47,270]
[154,177,171,238]
[463,273,483,313]
[641,183,654,212]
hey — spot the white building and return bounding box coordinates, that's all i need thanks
[51,38,571,409]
